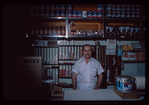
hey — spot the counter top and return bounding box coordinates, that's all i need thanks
[63,89,144,101]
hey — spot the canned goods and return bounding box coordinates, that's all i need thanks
[50,4,55,10]
[50,11,55,17]
[56,4,60,10]
[121,11,126,18]
[117,11,121,18]
[136,12,140,18]
[68,4,72,11]
[136,5,141,11]
[107,4,112,10]
[68,11,72,17]
[126,5,131,11]
[97,4,102,11]
[126,12,131,18]
[121,5,126,11]
[77,11,82,18]
[117,4,121,11]
[107,11,112,18]
[92,11,97,18]
[72,11,77,17]
[61,10,65,17]
[131,5,135,11]
[97,11,102,18]
[87,11,92,18]
[131,12,135,18]
[61,4,65,10]
[112,11,116,18]
[40,10,44,17]
[82,11,87,18]
[112,5,116,11]
[55,10,60,17]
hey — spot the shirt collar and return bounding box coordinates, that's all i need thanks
[80,56,95,63]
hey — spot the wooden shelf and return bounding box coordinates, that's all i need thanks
[122,60,145,63]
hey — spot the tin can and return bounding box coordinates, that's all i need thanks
[87,11,92,18]
[121,5,126,11]
[136,5,141,11]
[50,4,55,11]
[77,11,82,18]
[97,4,102,11]
[121,11,126,18]
[107,4,112,10]
[61,4,65,10]
[82,11,87,18]
[116,11,121,18]
[107,11,112,18]
[117,4,121,11]
[92,11,97,18]
[126,5,131,11]
[131,5,135,11]
[50,11,55,17]
[68,11,72,17]
[61,10,65,17]
[56,4,60,10]
[131,12,135,18]
[40,10,44,17]
[112,5,116,11]
[72,11,77,17]
[112,11,116,18]
[55,10,60,17]
[45,10,50,17]
[97,11,102,18]
[126,12,131,18]
[136,12,140,18]
[68,4,72,11]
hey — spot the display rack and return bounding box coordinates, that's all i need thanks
[29,4,145,88]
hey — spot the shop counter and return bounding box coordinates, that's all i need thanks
[63,89,144,101]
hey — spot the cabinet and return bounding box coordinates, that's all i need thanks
[27,4,145,87]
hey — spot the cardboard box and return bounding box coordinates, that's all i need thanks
[113,85,139,99]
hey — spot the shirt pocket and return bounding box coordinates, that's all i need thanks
[90,68,97,77]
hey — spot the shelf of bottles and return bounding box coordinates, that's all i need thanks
[27,4,145,40]
[104,4,145,40]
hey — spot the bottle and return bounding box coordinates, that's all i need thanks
[126,26,130,37]
[106,26,110,36]
[57,26,61,35]
[122,26,126,37]
[62,26,65,35]
[51,26,54,35]
[109,26,113,36]
[132,26,136,37]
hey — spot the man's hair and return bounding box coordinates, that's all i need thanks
[82,44,93,52]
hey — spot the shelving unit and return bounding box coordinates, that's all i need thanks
[28,4,145,88]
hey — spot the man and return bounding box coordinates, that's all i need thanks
[72,44,104,90]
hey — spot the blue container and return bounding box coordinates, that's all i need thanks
[77,11,82,17]
[87,11,92,18]
[92,11,97,18]
[97,4,102,11]
[72,11,77,17]
[97,11,102,18]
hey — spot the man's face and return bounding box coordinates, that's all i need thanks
[83,46,92,59]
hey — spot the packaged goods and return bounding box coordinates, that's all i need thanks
[116,75,135,93]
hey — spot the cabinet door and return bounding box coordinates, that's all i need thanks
[121,63,145,76]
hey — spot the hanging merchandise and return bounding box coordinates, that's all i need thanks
[106,39,116,55]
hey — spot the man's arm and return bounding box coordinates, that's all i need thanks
[94,73,103,89]
[72,72,77,90]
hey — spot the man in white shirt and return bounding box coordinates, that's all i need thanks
[72,44,104,90]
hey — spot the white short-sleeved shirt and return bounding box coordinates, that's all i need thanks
[72,57,104,90]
